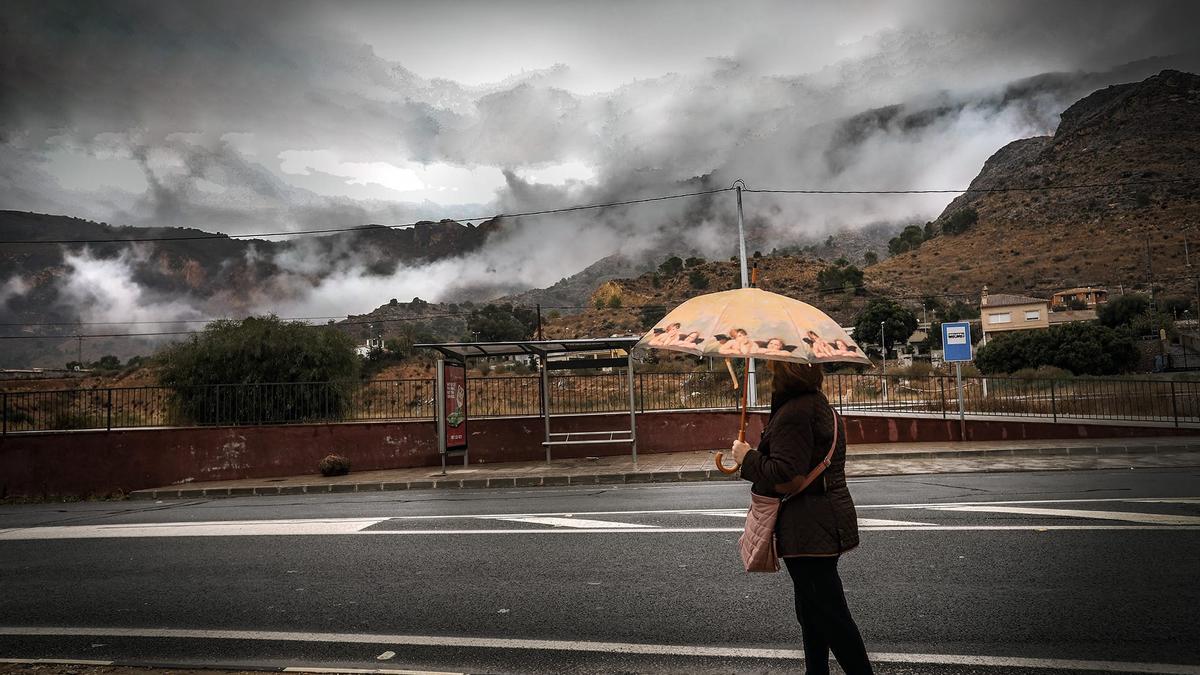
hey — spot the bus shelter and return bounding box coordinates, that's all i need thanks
[416,338,641,472]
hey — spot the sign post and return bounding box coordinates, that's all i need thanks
[941,322,973,441]
[436,357,468,475]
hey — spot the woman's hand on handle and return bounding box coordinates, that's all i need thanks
[731,439,751,463]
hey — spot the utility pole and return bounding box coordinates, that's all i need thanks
[536,304,543,340]
[1146,234,1156,310]
[1187,234,1200,330]
[733,180,757,407]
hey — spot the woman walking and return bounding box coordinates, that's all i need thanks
[731,361,873,675]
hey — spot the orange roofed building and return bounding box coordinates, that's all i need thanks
[980,286,1049,345]
[1051,287,1109,310]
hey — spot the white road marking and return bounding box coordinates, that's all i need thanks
[484,516,656,529]
[0,658,114,666]
[691,509,750,517]
[283,662,460,667]
[0,518,387,540]
[925,505,1200,526]
[0,627,1195,674]
[871,496,1200,509]
[859,518,936,527]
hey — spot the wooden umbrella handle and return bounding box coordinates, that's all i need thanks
[715,359,752,475]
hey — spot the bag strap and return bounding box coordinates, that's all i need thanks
[773,405,839,498]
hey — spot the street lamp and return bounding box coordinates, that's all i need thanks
[879,321,886,361]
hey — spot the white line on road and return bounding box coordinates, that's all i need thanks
[0,658,114,666]
[924,505,1200,526]
[283,662,460,667]
[2,522,1196,540]
[0,627,1195,674]
[484,516,657,529]
[0,518,388,540]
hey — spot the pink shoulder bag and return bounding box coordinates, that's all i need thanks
[738,408,839,573]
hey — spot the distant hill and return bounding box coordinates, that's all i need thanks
[868,69,1200,304]
[0,212,500,367]
[541,253,871,339]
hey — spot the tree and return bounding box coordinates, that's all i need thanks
[684,256,705,268]
[863,251,879,266]
[467,303,537,342]
[1098,294,1150,328]
[92,355,122,371]
[658,256,683,276]
[887,224,927,255]
[853,299,918,355]
[157,316,360,424]
[688,269,709,289]
[1160,296,1193,317]
[975,323,1137,375]
[941,207,978,235]
[816,260,864,294]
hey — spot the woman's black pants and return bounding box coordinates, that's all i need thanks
[784,556,873,675]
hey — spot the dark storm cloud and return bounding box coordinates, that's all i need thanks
[2,0,1199,319]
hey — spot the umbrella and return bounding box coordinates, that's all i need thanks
[634,287,870,473]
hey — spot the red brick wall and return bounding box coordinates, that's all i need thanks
[2,411,1196,498]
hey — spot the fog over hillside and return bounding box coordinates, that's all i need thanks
[2,0,1199,330]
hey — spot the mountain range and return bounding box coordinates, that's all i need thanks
[2,68,1199,367]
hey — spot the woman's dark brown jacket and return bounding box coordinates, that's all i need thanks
[739,390,859,557]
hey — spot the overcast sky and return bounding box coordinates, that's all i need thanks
[3,0,1196,232]
[2,0,1199,321]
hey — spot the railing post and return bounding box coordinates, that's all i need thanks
[1171,381,1179,427]
[940,377,947,419]
[106,388,113,431]
[2,392,7,436]
[1050,380,1057,423]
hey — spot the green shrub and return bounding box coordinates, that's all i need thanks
[975,323,1137,376]
[688,269,709,289]
[157,316,360,425]
[941,207,978,235]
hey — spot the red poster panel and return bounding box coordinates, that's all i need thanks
[443,362,467,450]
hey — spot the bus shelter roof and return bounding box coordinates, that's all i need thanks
[415,337,639,361]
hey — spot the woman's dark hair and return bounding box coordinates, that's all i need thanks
[768,360,823,394]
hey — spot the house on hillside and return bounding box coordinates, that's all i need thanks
[1051,287,1109,310]
[355,336,384,358]
[1048,309,1099,326]
[979,286,1049,345]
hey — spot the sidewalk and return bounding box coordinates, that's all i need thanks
[131,436,1200,500]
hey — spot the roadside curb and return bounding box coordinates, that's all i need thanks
[130,441,1200,501]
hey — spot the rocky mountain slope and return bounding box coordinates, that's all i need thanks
[540,253,871,339]
[869,69,1200,303]
[0,212,500,367]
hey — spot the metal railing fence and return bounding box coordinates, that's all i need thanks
[3,372,1198,434]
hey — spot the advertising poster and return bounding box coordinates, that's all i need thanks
[443,362,467,450]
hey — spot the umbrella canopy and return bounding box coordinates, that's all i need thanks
[634,287,871,366]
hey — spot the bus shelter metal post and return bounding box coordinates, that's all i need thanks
[626,350,638,468]
[436,356,448,475]
[540,352,552,465]
[955,362,966,441]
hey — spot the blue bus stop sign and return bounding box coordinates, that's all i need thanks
[942,322,972,362]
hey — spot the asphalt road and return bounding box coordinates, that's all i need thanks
[1,468,1198,674]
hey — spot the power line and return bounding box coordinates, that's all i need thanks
[0,313,475,340]
[0,187,735,245]
[2,177,1192,246]
[742,177,1191,195]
